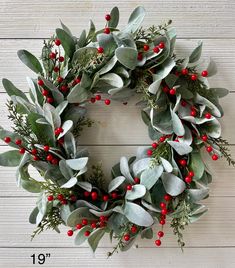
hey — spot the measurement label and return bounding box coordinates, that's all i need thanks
[31,253,51,265]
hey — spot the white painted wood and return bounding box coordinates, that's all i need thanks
[0,0,234,38]
[0,39,234,93]
[0,197,235,248]
[0,145,235,197]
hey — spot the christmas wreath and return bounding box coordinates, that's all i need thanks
[0,6,233,256]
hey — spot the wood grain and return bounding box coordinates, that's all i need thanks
[0,0,234,39]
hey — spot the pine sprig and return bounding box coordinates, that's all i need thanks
[86,163,106,189]
[72,116,94,138]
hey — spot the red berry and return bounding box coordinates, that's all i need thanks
[206,146,213,153]
[53,66,59,72]
[91,222,97,229]
[160,219,166,225]
[99,221,106,227]
[205,113,211,119]
[90,97,96,103]
[42,89,49,96]
[95,95,101,101]
[126,184,133,191]
[164,194,171,201]
[162,86,169,93]
[31,148,37,155]
[169,88,176,95]
[104,27,110,34]
[123,234,130,241]
[188,171,194,177]
[201,134,208,142]
[104,99,111,105]
[179,159,187,166]
[105,14,111,21]
[99,216,106,222]
[4,136,11,143]
[201,70,208,77]
[143,44,149,51]
[212,154,218,161]
[84,191,90,197]
[59,56,64,62]
[43,145,50,152]
[131,226,138,234]
[91,191,98,200]
[181,68,188,75]
[33,155,39,161]
[61,199,67,205]
[57,76,63,83]
[51,158,59,165]
[49,52,56,59]
[161,208,168,215]
[82,219,88,225]
[134,177,140,184]
[191,74,197,81]
[38,79,44,86]
[160,202,166,209]
[153,46,160,53]
[84,231,90,237]
[19,148,25,154]
[54,39,61,46]
[137,52,143,61]
[76,223,83,230]
[47,195,54,201]
[147,149,153,156]
[67,230,73,237]
[158,231,164,237]
[47,97,54,103]
[155,239,161,246]
[161,214,166,220]
[159,136,166,143]
[158,42,165,49]
[190,110,197,117]
[46,154,53,161]
[61,85,68,92]
[111,192,118,199]
[103,195,109,202]
[70,195,77,202]
[97,47,104,53]
[185,176,192,183]
[152,142,158,149]
[57,194,64,201]
[181,100,187,107]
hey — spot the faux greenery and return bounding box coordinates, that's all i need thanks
[0,6,233,256]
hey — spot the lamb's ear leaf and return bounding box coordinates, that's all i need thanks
[189,41,203,63]
[17,50,43,74]
[0,150,23,167]
[123,6,146,34]
[2,78,28,101]
[108,6,119,28]
[87,228,106,253]
[115,47,138,70]
[161,172,186,196]
[56,28,75,58]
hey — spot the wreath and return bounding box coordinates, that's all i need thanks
[0,6,233,256]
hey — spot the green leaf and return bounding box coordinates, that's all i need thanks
[67,84,90,103]
[210,88,229,98]
[204,118,221,138]
[189,41,203,63]
[187,188,209,202]
[64,132,76,158]
[160,157,173,173]
[207,58,217,77]
[161,172,186,196]
[66,157,88,170]
[123,6,146,34]
[77,181,92,192]
[189,152,205,180]
[120,157,133,183]
[67,207,95,227]
[61,177,77,188]
[167,141,192,155]
[108,7,119,28]
[27,77,44,106]
[72,47,97,66]
[0,126,23,149]
[108,176,126,193]
[140,165,163,190]
[141,227,153,239]
[171,110,185,136]
[195,93,221,117]
[124,201,154,227]
[99,56,117,75]
[99,73,123,88]
[125,184,146,200]
[87,228,106,253]
[59,159,73,180]
[87,20,96,40]
[97,33,117,55]
[29,207,39,224]
[17,50,43,74]
[115,47,138,70]
[57,120,73,140]
[0,150,22,167]
[74,226,92,246]
[132,158,151,177]
[55,101,68,115]
[2,78,28,101]
[60,20,73,36]
[21,178,42,193]
[56,28,75,58]
[77,30,86,48]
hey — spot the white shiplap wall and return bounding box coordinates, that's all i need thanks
[0,1,235,267]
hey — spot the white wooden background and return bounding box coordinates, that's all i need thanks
[0,0,235,267]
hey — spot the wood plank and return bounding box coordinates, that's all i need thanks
[0,92,234,144]
[0,39,234,93]
[0,145,235,197]
[0,196,235,248]
[0,247,235,268]
[0,1,234,38]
